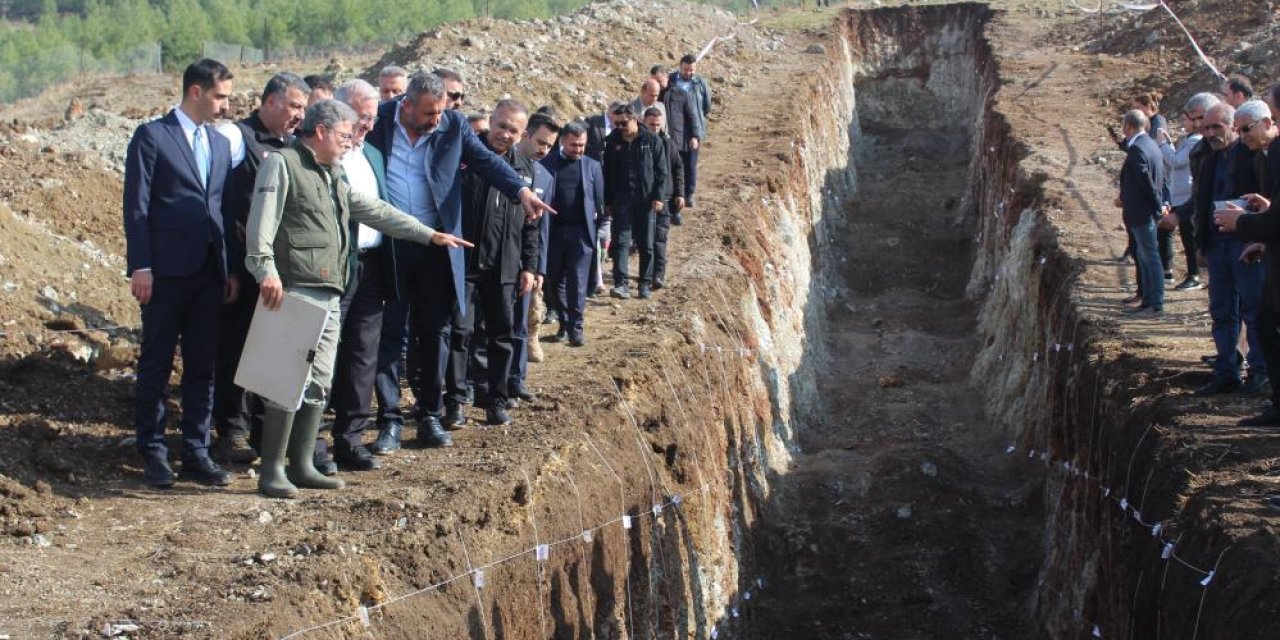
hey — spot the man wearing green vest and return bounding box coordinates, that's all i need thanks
[244,99,470,498]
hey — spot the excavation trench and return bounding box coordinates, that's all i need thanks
[732,5,1048,637]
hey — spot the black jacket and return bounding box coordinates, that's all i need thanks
[661,85,703,152]
[584,113,608,163]
[602,126,670,209]
[659,131,684,205]
[460,138,540,283]
[222,111,290,271]
[1194,142,1263,252]
[1235,137,1280,312]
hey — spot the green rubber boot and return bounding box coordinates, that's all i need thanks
[258,406,299,498]
[286,402,345,490]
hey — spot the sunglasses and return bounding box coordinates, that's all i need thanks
[447,91,466,102]
[1240,120,1267,134]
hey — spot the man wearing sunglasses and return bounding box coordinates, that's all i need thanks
[1192,102,1268,397]
[434,68,467,111]
[1211,99,1280,425]
[602,103,670,300]
[1158,93,1218,292]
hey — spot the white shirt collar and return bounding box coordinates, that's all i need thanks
[172,105,203,140]
[1125,130,1146,148]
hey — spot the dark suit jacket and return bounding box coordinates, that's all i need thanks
[1194,142,1264,252]
[661,85,703,152]
[584,113,608,163]
[367,99,528,310]
[343,143,403,302]
[1235,137,1280,312]
[540,147,605,241]
[1119,132,1165,227]
[530,162,555,276]
[123,110,232,279]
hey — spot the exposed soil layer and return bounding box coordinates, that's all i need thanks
[4,1,1280,639]
[741,6,1044,638]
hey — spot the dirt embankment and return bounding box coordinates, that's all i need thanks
[3,1,1280,638]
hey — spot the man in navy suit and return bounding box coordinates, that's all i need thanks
[542,121,605,346]
[123,59,237,488]
[364,71,554,452]
[1117,109,1167,318]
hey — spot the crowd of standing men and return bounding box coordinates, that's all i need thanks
[122,56,713,496]
[1114,74,1280,432]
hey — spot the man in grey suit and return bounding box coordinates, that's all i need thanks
[1117,109,1167,317]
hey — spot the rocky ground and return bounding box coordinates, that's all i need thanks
[1,0,1279,638]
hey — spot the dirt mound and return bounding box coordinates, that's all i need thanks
[370,0,784,119]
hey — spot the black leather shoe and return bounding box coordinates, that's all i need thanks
[1194,377,1241,396]
[651,279,664,290]
[568,329,586,347]
[443,401,468,430]
[142,453,175,488]
[637,284,652,299]
[672,212,683,226]
[415,416,454,448]
[545,325,567,343]
[486,400,513,426]
[1240,375,1271,396]
[370,423,402,455]
[1239,405,1280,427]
[543,308,559,325]
[610,285,630,299]
[179,456,233,486]
[511,383,537,402]
[212,433,258,464]
[334,444,383,471]
[463,385,475,406]
[313,453,337,476]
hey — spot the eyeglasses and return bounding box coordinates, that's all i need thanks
[447,91,466,102]
[334,130,355,142]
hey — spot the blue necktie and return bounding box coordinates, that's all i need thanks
[192,126,209,189]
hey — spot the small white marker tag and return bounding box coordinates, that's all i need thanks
[702,483,711,495]
[672,495,683,506]
[653,503,663,517]
[1119,498,1129,511]
[536,544,549,561]
[731,607,739,618]
[474,569,486,588]
[1161,543,1174,559]
[757,577,765,589]
[744,591,752,600]
[1132,510,1142,523]
[622,515,632,530]
[1092,624,1102,638]
[1200,571,1215,587]
[711,627,719,639]
[1103,487,1111,498]
[1005,445,1016,454]
[1151,523,1162,537]
[1029,449,1037,459]
[358,606,371,627]
[583,530,593,543]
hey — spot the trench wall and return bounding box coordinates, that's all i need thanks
[249,5,1252,639]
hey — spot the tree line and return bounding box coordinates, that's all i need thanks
[0,0,766,104]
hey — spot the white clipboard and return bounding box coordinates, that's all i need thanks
[234,293,330,411]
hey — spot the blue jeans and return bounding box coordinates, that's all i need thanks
[1128,218,1164,311]
[1207,236,1268,381]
